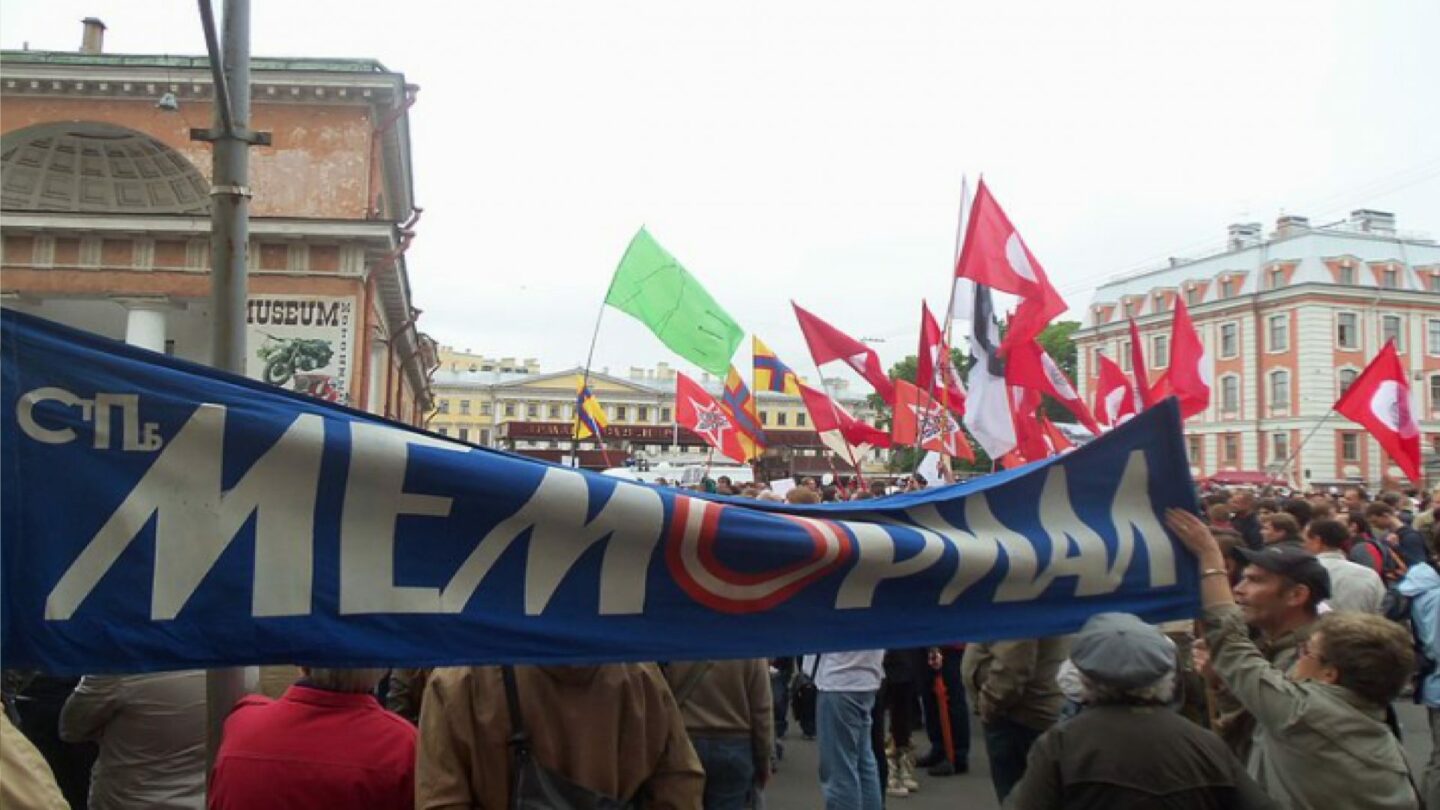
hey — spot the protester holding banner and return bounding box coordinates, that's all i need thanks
[415,663,703,809]
[1168,508,1422,810]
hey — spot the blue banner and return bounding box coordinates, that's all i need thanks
[2,310,1200,674]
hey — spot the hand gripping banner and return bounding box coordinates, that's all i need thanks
[1,310,1200,674]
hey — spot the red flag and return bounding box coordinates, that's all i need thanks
[1010,386,1052,463]
[1167,298,1211,418]
[1127,319,1155,409]
[953,180,1066,353]
[1093,354,1139,428]
[792,302,896,405]
[1149,370,1173,403]
[1005,339,1100,435]
[798,382,892,461]
[917,302,967,415]
[1040,414,1075,453]
[675,372,750,464]
[891,381,975,461]
[1333,341,1422,482]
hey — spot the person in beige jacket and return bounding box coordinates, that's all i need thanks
[416,663,703,809]
[962,635,1070,803]
[664,660,773,810]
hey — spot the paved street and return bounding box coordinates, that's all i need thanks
[763,701,1435,809]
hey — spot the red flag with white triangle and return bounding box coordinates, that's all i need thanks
[1005,339,1100,435]
[675,372,750,464]
[793,302,896,405]
[797,382,891,465]
[953,180,1067,354]
[1093,354,1140,428]
[1333,341,1421,483]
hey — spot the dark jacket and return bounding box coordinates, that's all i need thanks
[1233,513,1264,550]
[1004,704,1275,810]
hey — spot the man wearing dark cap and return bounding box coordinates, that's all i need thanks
[1202,543,1328,764]
[1005,613,1273,809]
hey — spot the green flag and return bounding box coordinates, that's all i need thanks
[605,227,744,377]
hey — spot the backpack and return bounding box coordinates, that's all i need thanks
[789,655,823,723]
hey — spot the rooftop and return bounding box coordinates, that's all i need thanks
[0,50,393,74]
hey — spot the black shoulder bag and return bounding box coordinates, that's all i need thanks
[501,666,634,810]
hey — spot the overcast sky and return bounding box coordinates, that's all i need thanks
[4,0,1437,385]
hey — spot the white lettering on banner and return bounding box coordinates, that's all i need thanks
[440,466,663,616]
[45,405,323,621]
[1109,451,1177,587]
[17,387,162,451]
[835,519,946,609]
[339,422,467,614]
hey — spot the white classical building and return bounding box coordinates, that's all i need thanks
[1074,210,1440,490]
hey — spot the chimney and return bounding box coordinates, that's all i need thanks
[1350,209,1396,235]
[1227,222,1262,251]
[80,17,106,54]
[1274,215,1310,238]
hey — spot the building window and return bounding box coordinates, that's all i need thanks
[1153,292,1166,311]
[527,403,539,418]
[1152,335,1169,369]
[777,412,788,427]
[760,411,770,426]
[459,400,471,415]
[1186,435,1202,462]
[1428,319,1440,355]
[1220,278,1235,298]
[1340,432,1360,463]
[437,426,448,436]
[1268,267,1285,289]
[638,406,649,422]
[1337,312,1360,350]
[548,404,561,419]
[1220,323,1239,359]
[504,403,516,417]
[480,429,491,445]
[1265,314,1288,353]
[1093,347,1106,368]
[437,399,450,414]
[1431,375,1440,413]
[1123,301,1135,318]
[1271,432,1290,463]
[1269,370,1290,412]
[614,405,627,421]
[1222,434,1239,463]
[1430,274,1440,293]
[481,402,493,416]
[1220,376,1240,414]
[797,412,807,427]
[1381,268,1398,289]
[1338,265,1356,285]
[1339,368,1358,396]
[661,407,672,422]
[1186,288,1202,306]
[458,427,470,442]
[1381,315,1404,351]
[1120,341,1132,371]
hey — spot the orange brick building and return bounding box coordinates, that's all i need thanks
[1,20,436,422]
[1075,212,1440,490]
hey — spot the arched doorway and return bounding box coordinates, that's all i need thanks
[1,122,209,214]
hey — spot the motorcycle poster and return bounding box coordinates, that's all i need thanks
[245,295,355,405]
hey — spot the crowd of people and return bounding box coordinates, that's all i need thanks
[2,481,1438,809]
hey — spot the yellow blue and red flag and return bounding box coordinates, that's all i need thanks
[752,336,801,396]
[721,365,766,461]
[573,376,609,440]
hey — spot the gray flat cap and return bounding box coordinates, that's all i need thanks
[1071,612,1175,689]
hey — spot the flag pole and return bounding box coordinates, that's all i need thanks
[571,238,627,469]
[913,177,973,477]
[808,362,869,490]
[1266,410,1336,486]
